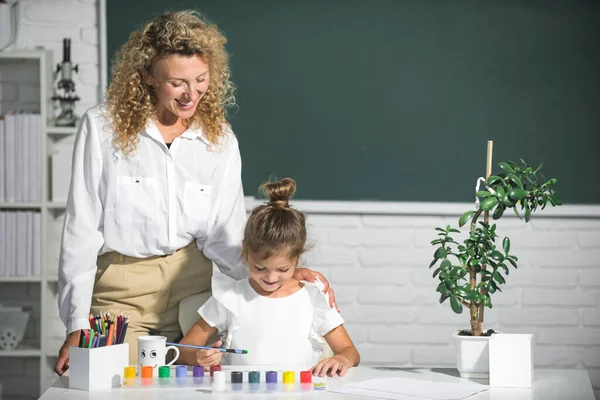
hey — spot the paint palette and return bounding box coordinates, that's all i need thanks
[122,365,328,393]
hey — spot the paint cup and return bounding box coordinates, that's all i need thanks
[176,365,187,385]
[300,370,312,390]
[141,365,153,386]
[137,336,179,377]
[123,366,137,387]
[212,370,225,392]
[158,365,170,386]
[210,364,221,377]
[266,370,277,391]
[248,371,260,383]
[193,365,204,385]
[283,371,295,384]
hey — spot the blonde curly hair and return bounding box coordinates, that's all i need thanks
[105,10,236,154]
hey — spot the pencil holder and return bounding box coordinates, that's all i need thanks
[69,343,129,390]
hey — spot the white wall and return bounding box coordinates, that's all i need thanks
[0,1,599,400]
[7,0,99,116]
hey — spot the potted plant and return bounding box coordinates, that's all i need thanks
[429,145,561,378]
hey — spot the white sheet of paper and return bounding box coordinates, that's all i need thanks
[330,386,429,400]
[330,377,489,400]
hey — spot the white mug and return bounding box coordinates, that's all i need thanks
[137,335,179,376]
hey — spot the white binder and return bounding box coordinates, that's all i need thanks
[0,212,5,276]
[4,114,15,202]
[15,211,27,276]
[32,211,41,277]
[0,119,4,202]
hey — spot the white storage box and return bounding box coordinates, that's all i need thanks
[489,333,534,388]
[69,343,129,390]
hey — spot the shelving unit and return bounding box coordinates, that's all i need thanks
[0,50,77,397]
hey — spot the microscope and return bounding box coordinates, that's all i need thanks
[52,38,80,126]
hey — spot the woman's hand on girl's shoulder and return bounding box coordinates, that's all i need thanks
[293,267,339,312]
[310,355,352,377]
[195,340,224,368]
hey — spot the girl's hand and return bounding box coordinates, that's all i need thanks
[293,267,339,312]
[310,355,351,377]
[195,340,224,367]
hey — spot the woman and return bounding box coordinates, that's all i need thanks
[54,10,335,374]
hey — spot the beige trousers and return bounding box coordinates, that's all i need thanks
[91,242,212,364]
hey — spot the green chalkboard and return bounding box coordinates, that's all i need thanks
[107,0,599,203]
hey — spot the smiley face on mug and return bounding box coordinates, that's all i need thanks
[140,348,159,369]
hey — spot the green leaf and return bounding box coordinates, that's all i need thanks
[430,239,442,245]
[497,185,507,197]
[480,197,499,211]
[502,193,515,207]
[503,237,510,254]
[507,173,524,189]
[459,210,476,227]
[499,162,515,173]
[433,267,441,278]
[509,189,529,201]
[434,247,447,259]
[488,250,504,261]
[483,296,492,307]
[493,271,506,284]
[487,175,502,185]
[439,293,450,304]
[441,259,451,270]
[525,206,532,222]
[429,258,438,269]
[513,205,523,219]
[450,294,463,314]
[554,196,563,206]
[440,285,450,297]
[507,257,518,268]
[493,203,505,220]
[499,263,510,275]
[476,191,492,198]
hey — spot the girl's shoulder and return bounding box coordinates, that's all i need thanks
[299,280,331,308]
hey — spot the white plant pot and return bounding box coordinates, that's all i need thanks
[454,330,499,379]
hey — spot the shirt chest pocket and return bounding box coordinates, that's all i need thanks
[116,176,160,223]
[183,182,212,234]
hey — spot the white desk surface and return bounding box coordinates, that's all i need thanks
[39,367,595,400]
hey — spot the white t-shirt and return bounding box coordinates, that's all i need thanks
[199,278,344,366]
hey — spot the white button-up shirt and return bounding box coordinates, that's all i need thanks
[58,104,248,334]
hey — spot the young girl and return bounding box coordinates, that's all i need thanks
[178,178,360,377]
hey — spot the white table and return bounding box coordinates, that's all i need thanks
[39,367,595,399]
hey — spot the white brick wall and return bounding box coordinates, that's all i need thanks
[1,2,599,400]
[9,0,100,116]
[305,212,600,398]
